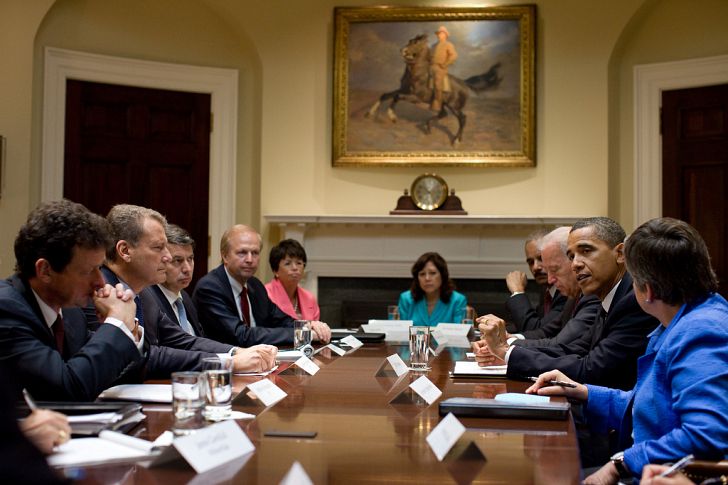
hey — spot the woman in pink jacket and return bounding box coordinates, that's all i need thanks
[265,239,320,321]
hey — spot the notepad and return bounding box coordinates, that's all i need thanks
[99,384,172,403]
[451,361,507,378]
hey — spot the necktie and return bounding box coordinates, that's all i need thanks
[52,314,65,356]
[543,290,553,315]
[240,287,251,327]
[134,295,144,326]
[590,307,608,349]
[175,297,194,335]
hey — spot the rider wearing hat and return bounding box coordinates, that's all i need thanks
[431,26,458,112]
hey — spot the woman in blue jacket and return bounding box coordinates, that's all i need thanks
[526,218,728,485]
[396,252,467,326]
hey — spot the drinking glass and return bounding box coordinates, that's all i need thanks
[387,305,400,320]
[201,356,233,421]
[172,371,204,435]
[408,326,431,371]
[294,320,312,349]
[461,306,476,326]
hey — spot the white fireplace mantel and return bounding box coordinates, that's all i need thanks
[265,215,581,296]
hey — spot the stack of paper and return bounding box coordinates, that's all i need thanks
[451,361,507,378]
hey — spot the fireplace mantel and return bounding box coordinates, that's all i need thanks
[265,214,581,296]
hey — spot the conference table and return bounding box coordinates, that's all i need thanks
[72,341,581,484]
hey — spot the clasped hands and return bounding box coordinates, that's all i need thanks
[93,283,139,338]
[471,314,510,366]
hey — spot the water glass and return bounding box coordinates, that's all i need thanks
[462,306,476,326]
[387,305,400,320]
[201,356,233,421]
[172,371,204,435]
[294,320,312,349]
[409,326,431,371]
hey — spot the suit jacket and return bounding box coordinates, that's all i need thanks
[507,273,660,390]
[149,285,206,336]
[265,278,321,321]
[0,275,142,401]
[193,265,294,347]
[99,267,233,379]
[514,294,600,348]
[506,289,567,333]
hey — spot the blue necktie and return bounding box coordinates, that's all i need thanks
[175,297,194,335]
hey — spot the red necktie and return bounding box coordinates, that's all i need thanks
[53,314,65,355]
[240,287,251,327]
[543,290,553,315]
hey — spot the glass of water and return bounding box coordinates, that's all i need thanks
[387,305,400,320]
[409,326,431,371]
[294,320,312,349]
[201,356,233,421]
[172,371,205,435]
[462,306,476,326]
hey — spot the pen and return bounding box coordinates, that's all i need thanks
[528,376,577,388]
[657,454,694,478]
[22,388,38,411]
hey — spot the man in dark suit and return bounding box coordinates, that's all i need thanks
[194,224,331,347]
[0,200,143,401]
[508,226,600,348]
[99,205,276,378]
[505,228,568,333]
[474,217,659,391]
[150,224,205,336]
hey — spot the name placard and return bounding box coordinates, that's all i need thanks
[386,353,409,377]
[340,335,363,349]
[169,420,255,474]
[294,355,320,375]
[327,343,347,356]
[409,375,442,405]
[426,412,466,461]
[280,461,314,485]
[246,379,287,407]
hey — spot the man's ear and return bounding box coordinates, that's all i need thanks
[613,242,625,265]
[642,282,655,303]
[34,259,53,283]
[117,240,132,262]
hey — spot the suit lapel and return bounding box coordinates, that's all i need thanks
[9,275,55,345]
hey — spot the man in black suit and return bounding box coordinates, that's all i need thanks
[194,224,331,347]
[505,228,568,333]
[474,217,658,391]
[507,226,600,348]
[0,200,143,401]
[150,224,205,336]
[99,205,276,378]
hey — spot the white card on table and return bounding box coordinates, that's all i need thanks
[169,420,255,474]
[246,379,287,407]
[280,461,313,485]
[435,323,471,337]
[386,353,410,376]
[327,343,346,356]
[408,375,442,405]
[294,355,320,375]
[340,335,363,349]
[426,412,466,461]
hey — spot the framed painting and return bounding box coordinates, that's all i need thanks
[332,5,536,167]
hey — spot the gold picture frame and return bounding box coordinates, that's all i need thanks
[333,5,536,167]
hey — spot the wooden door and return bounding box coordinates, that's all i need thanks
[64,80,211,289]
[662,83,728,297]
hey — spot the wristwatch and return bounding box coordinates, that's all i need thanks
[610,451,632,479]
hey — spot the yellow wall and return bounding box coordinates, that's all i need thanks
[1,0,727,278]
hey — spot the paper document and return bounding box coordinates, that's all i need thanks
[99,384,172,403]
[48,430,158,468]
[494,393,550,405]
[452,361,507,377]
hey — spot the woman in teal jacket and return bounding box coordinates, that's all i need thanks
[397,252,467,326]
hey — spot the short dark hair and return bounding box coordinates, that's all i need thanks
[166,223,195,250]
[409,252,455,303]
[570,217,626,248]
[525,228,549,246]
[269,239,307,272]
[106,204,167,261]
[625,217,718,305]
[14,199,111,279]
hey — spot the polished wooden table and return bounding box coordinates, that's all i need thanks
[74,343,580,484]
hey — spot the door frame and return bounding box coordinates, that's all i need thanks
[634,54,728,224]
[43,47,237,269]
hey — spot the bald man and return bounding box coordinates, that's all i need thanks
[194,225,331,347]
